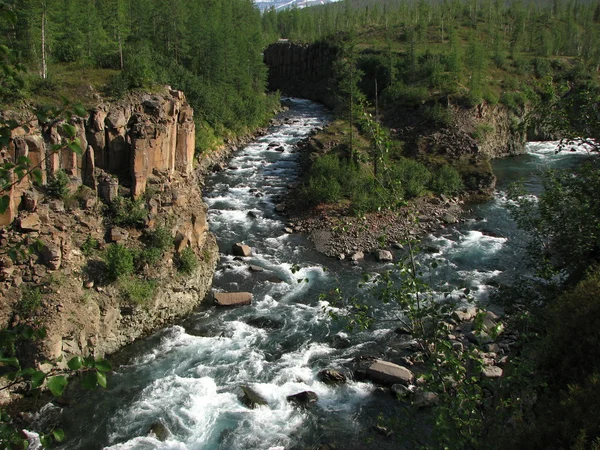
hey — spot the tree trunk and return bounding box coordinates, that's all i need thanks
[41,2,47,80]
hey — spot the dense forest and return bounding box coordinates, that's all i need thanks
[0,0,277,150]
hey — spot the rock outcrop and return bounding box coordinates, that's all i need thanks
[1,87,195,226]
[0,87,220,363]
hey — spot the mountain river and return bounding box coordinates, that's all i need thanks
[52,98,594,449]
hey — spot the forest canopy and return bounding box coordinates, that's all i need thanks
[0,0,276,145]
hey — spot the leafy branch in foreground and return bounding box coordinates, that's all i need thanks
[0,325,111,448]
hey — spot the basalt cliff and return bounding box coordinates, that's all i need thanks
[0,87,220,370]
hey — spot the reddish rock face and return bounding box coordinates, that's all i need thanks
[0,87,196,225]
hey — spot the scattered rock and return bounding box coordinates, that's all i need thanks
[482,365,503,378]
[283,227,293,234]
[286,391,318,405]
[451,306,478,322]
[391,384,411,398]
[240,385,268,409]
[21,190,39,212]
[18,213,41,232]
[318,369,347,385]
[350,251,364,262]
[214,292,253,307]
[372,425,392,437]
[375,249,393,262]
[413,391,439,408]
[41,242,62,270]
[232,243,252,257]
[366,360,414,386]
[109,227,129,243]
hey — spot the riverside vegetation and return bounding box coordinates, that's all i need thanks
[0,0,599,449]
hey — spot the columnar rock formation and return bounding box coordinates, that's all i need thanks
[1,87,195,225]
[264,41,338,108]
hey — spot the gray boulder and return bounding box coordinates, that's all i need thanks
[366,360,414,386]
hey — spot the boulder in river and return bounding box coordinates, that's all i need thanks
[246,316,284,330]
[318,369,347,385]
[286,391,318,405]
[240,385,268,409]
[350,251,364,261]
[214,292,253,307]
[148,422,170,441]
[366,360,414,386]
[232,242,252,257]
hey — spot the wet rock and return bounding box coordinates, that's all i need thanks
[284,227,293,234]
[318,369,347,385]
[331,334,351,349]
[366,360,414,386]
[246,316,284,330]
[247,211,259,219]
[413,391,439,408]
[372,424,392,437]
[232,243,252,257]
[248,265,264,272]
[240,385,268,408]
[148,422,170,441]
[214,292,253,307]
[391,383,411,398]
[287,391,318,405]
[275,204,286,213]
[375,249,393,262]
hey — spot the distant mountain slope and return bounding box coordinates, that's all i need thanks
[255,0,340,11]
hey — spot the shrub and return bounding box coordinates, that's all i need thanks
[382,82,429,106]
[109,196,147,228]
[18,286,42,314]
[81,236,99,257]
[46,170,70,199]
[431,165,463,196]
[422,104,454,127]
[389,158,432,198]
[145,226,172,251]
[104,244,135,281]
[176,247,199,275]
[471,123,495,142]
[138,247,162,266]
[119,276,156,305]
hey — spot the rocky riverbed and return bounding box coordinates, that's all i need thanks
[284,195,465,259]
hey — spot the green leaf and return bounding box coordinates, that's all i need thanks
[67,356,83,371]
[95,371,107,388]
[0,356,19,368]
[52,428,65,443]
[47,376,68,397]
[0,195,9,215]
[32,168,43,185]
[68,140,83,155]
[73,104,88,117]
[31,370,46,389]
[62,123,77,138]
[81,372,97,389]
[94,359,112,372]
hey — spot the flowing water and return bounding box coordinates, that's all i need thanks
[53,99,595,450]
